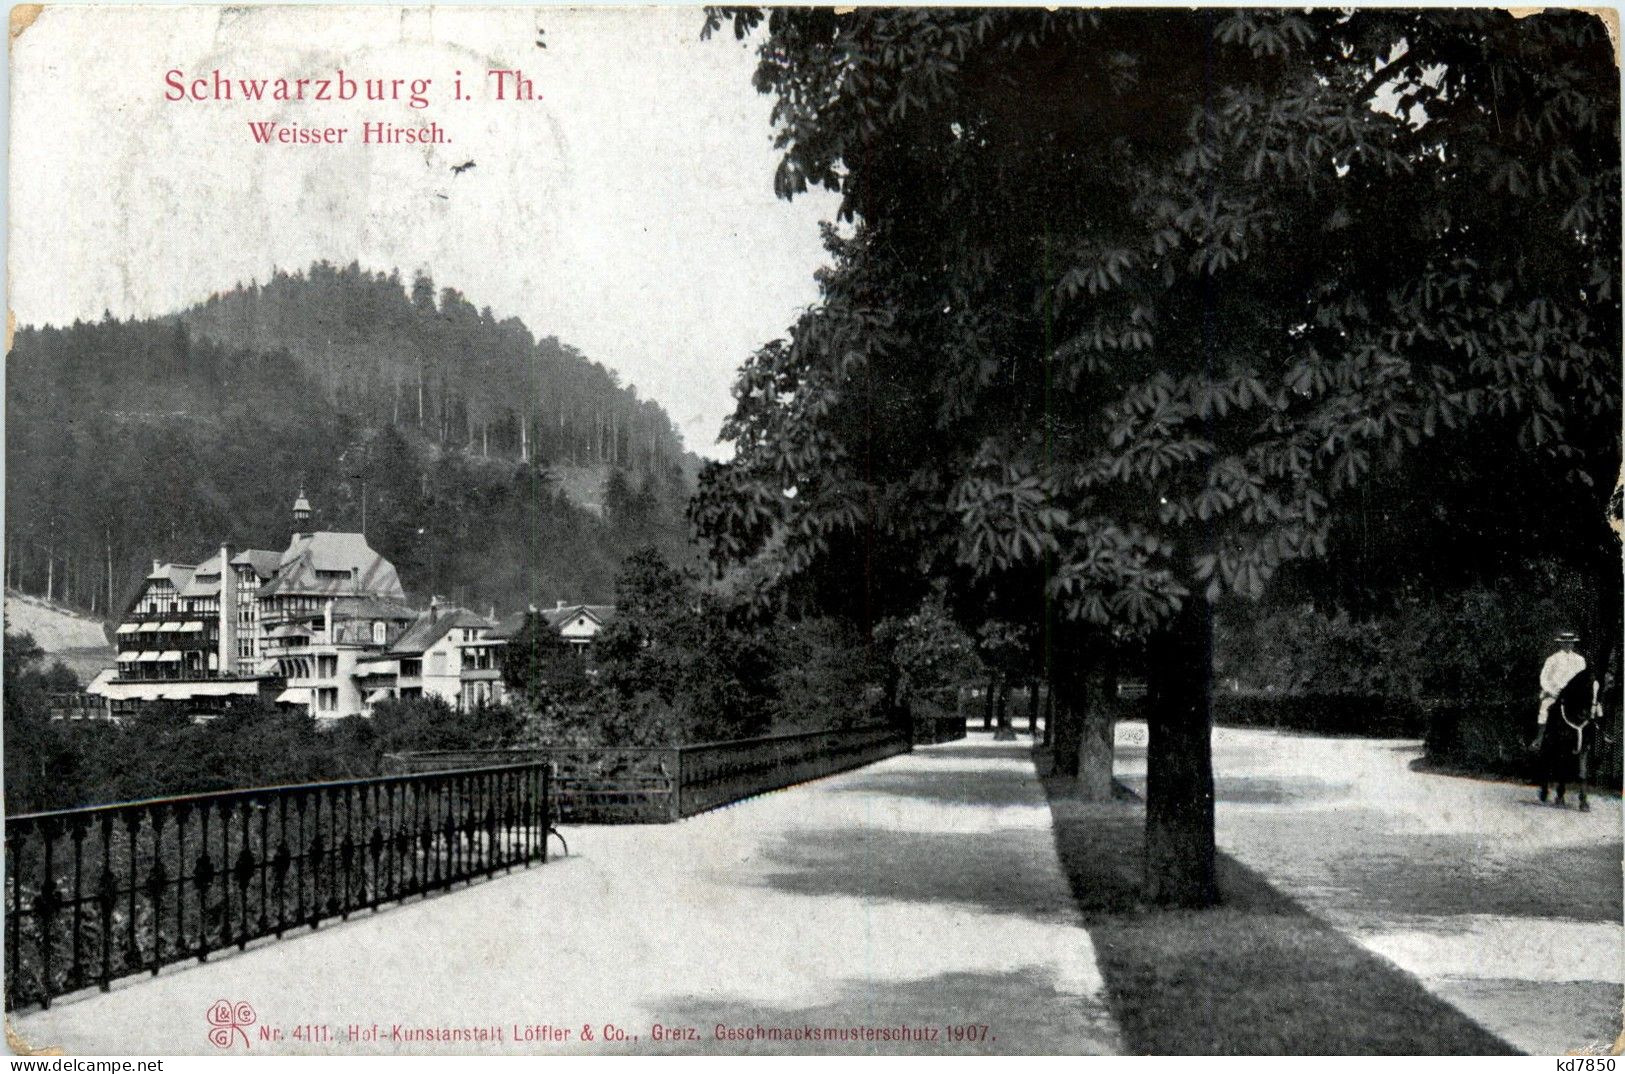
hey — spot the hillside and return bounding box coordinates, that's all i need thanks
[2,590,115,685]
[5,269,698,620]
[179,262,694,477]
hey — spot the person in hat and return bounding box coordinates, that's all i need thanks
[1533,630,1599,809]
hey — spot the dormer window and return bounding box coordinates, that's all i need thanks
[373,621,386,645]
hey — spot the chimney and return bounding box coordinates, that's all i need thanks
[218,544,236,678]
[152,559,162,575]
[430,595,440,613]
[351,565,360,593]
[556,600,565,611]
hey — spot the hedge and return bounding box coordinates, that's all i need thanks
[1210,692,1425,738]
[1422,698,1623,788]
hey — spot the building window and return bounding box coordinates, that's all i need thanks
[373,621,387,646]
[317,687,338,712]
[317,654,338,679]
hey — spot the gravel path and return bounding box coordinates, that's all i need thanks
[11,738,1121,1056]
[1114,721,1623,1056]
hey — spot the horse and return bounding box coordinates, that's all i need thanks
[1536,666,1597,810]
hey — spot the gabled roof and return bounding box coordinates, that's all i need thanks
[180,549,227,597]
[231,549,282,578]
[174,545,283,597]
[386,606,495,656]
[145,563,196,589]
[257,532,404,599]
[544,604,616,630]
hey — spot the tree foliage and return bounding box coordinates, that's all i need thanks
[1,642,534,815]
[592,548,776,743]
[696,8,1617,627]
[694,8,1620,906]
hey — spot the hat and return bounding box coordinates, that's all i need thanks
[1556,630,1581,643]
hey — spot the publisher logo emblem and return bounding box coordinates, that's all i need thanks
[207,1000,256,1049]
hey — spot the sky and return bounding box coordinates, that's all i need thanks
[8,5,841,458]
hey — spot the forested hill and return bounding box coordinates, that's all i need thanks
[5,269,698,621]
[181,261,690,475]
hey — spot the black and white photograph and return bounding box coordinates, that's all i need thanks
[3,3,1621,1058]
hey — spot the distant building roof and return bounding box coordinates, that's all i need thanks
[231,549,283,578]
[180,549,228,598]
[148,547,283,600]
[325,597,420,647]
[337,597,420,621]
[386,605,495,656]
[543,604,616,630]
[491,611,531,639]
[145,563,196,590]
[489,605,616,638]
[257,532,404,599]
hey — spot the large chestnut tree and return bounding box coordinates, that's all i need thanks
[694,9,1620,907]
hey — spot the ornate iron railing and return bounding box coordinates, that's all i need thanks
[386,747,677,823]
[4,763,550,1012]
[386,725,910,823]
[677,726,906,815]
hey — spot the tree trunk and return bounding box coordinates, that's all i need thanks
[1050,645,1086,777]
[1042,682,1054,746]
[994,676,1015,740]
[1143,595,1218,908]
[1027,678,1041,734]
[982,675,997,730]
[1078,666,1116,801]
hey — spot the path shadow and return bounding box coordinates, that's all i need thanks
[750,823,1069,922]
[1041,776,1517,1054]
[1213,775,1354,805]
[1323,835,1623,925]
[640,966,1118,1055]
[830,768,1048,809]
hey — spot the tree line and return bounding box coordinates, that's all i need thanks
[6,298,695,619]
[182,261,691,475]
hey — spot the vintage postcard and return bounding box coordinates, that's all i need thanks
[4,3,1622,1059]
